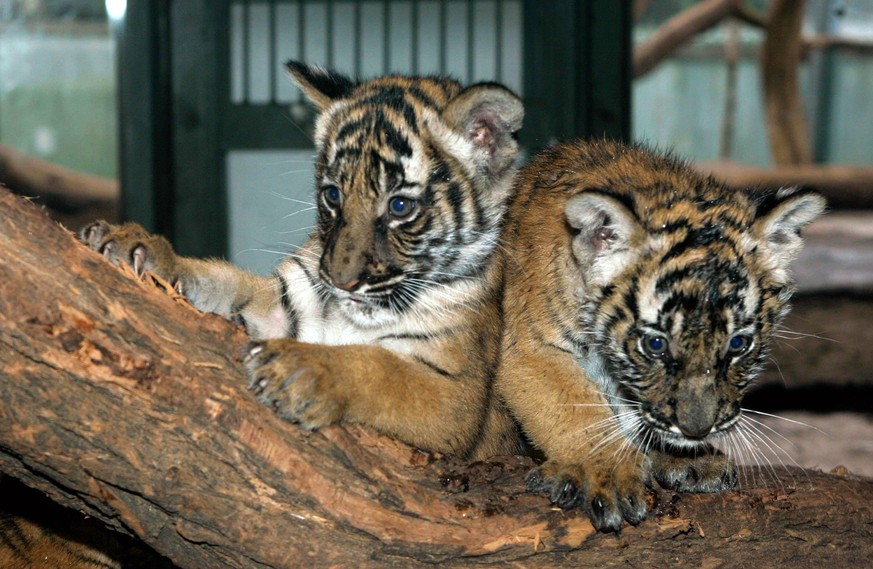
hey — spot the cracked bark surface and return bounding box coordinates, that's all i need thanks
[1,188,872,568]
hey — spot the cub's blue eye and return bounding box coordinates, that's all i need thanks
[642,334,669,357]
[322,185,341,206]
[728,335,751,355]
[388,196,416,218]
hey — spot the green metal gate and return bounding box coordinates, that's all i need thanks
[117,0,631,259]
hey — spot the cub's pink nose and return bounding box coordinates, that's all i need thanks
[335,277,361,292]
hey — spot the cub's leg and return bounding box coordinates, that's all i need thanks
[79,220,288,339]
[649,447,738,493]
[498,343,649,532]
[245,339,504,458]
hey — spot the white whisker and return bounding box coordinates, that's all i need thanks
[265,191,315,207]
[281,206,318,220]
[774,327,836,343]
[740,408,828,435]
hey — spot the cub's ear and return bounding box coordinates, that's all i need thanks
[440,83,524,177]
[752,187,826,282]
[565,191,642,285]
[286,60,357,111]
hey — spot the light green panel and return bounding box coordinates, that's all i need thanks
[226,149,317,275]
[633,59,727,162]
[827,51,873,165]
[0,34,117,179]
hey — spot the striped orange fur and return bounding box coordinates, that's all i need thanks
[79,62,525,460]
[497,139,825,531]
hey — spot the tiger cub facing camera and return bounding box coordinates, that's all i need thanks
[80,62,525,459]
[498,139,825,532]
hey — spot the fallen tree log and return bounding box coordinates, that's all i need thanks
[1,187,872,568]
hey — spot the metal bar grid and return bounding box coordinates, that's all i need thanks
[229,0,523,108]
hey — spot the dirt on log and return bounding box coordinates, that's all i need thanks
[1,188,872,568]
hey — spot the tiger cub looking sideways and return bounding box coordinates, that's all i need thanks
[498,140,825,532]
[80,62,525,460]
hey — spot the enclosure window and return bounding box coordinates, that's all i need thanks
[0,0,117,179]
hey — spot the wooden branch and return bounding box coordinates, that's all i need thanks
[762,0,813,166]
[632,0,654,21]
[805,34,873,53]
[634,0,741,78]
[2,186,873,568]
[696,160,873,209]
[733,2,769,28]
[0,143,119,213]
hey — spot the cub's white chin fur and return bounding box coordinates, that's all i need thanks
[646,421,734,451]
[337,296,398,328]
[656,430,714,450]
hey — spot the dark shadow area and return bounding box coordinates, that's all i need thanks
[0,475,178,569]
[745,383,873,414]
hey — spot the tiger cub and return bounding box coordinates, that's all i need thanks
[80,62,524,460]
[498,139,825,531]
[0,514,119,569]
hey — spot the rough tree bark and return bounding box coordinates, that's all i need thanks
[1,187,872,568]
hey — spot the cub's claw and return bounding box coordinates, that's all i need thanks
[132,244,148,276]
[78,220,177,281]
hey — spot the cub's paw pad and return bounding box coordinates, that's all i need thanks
[528,461,648,532]
[244,341,342,430]
[652,452,738,493]
[583,492,629,533]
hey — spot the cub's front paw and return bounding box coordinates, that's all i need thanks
[246,340,345,430]
[650,448,737,493]
[527,457,648,532]
[79,220,177,282]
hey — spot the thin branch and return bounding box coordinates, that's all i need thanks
[762,0,813,165]
[634,0,742,78]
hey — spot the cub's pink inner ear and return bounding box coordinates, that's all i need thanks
[469,113,501,157]
[566,193,638,251]
[441,84,524,176]
[565,191,643,285]
[564,191,644,287]
[592,225,617,254]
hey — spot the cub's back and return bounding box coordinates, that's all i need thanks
[0,514,120,569]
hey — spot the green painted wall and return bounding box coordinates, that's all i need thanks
[0,33,117,179]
